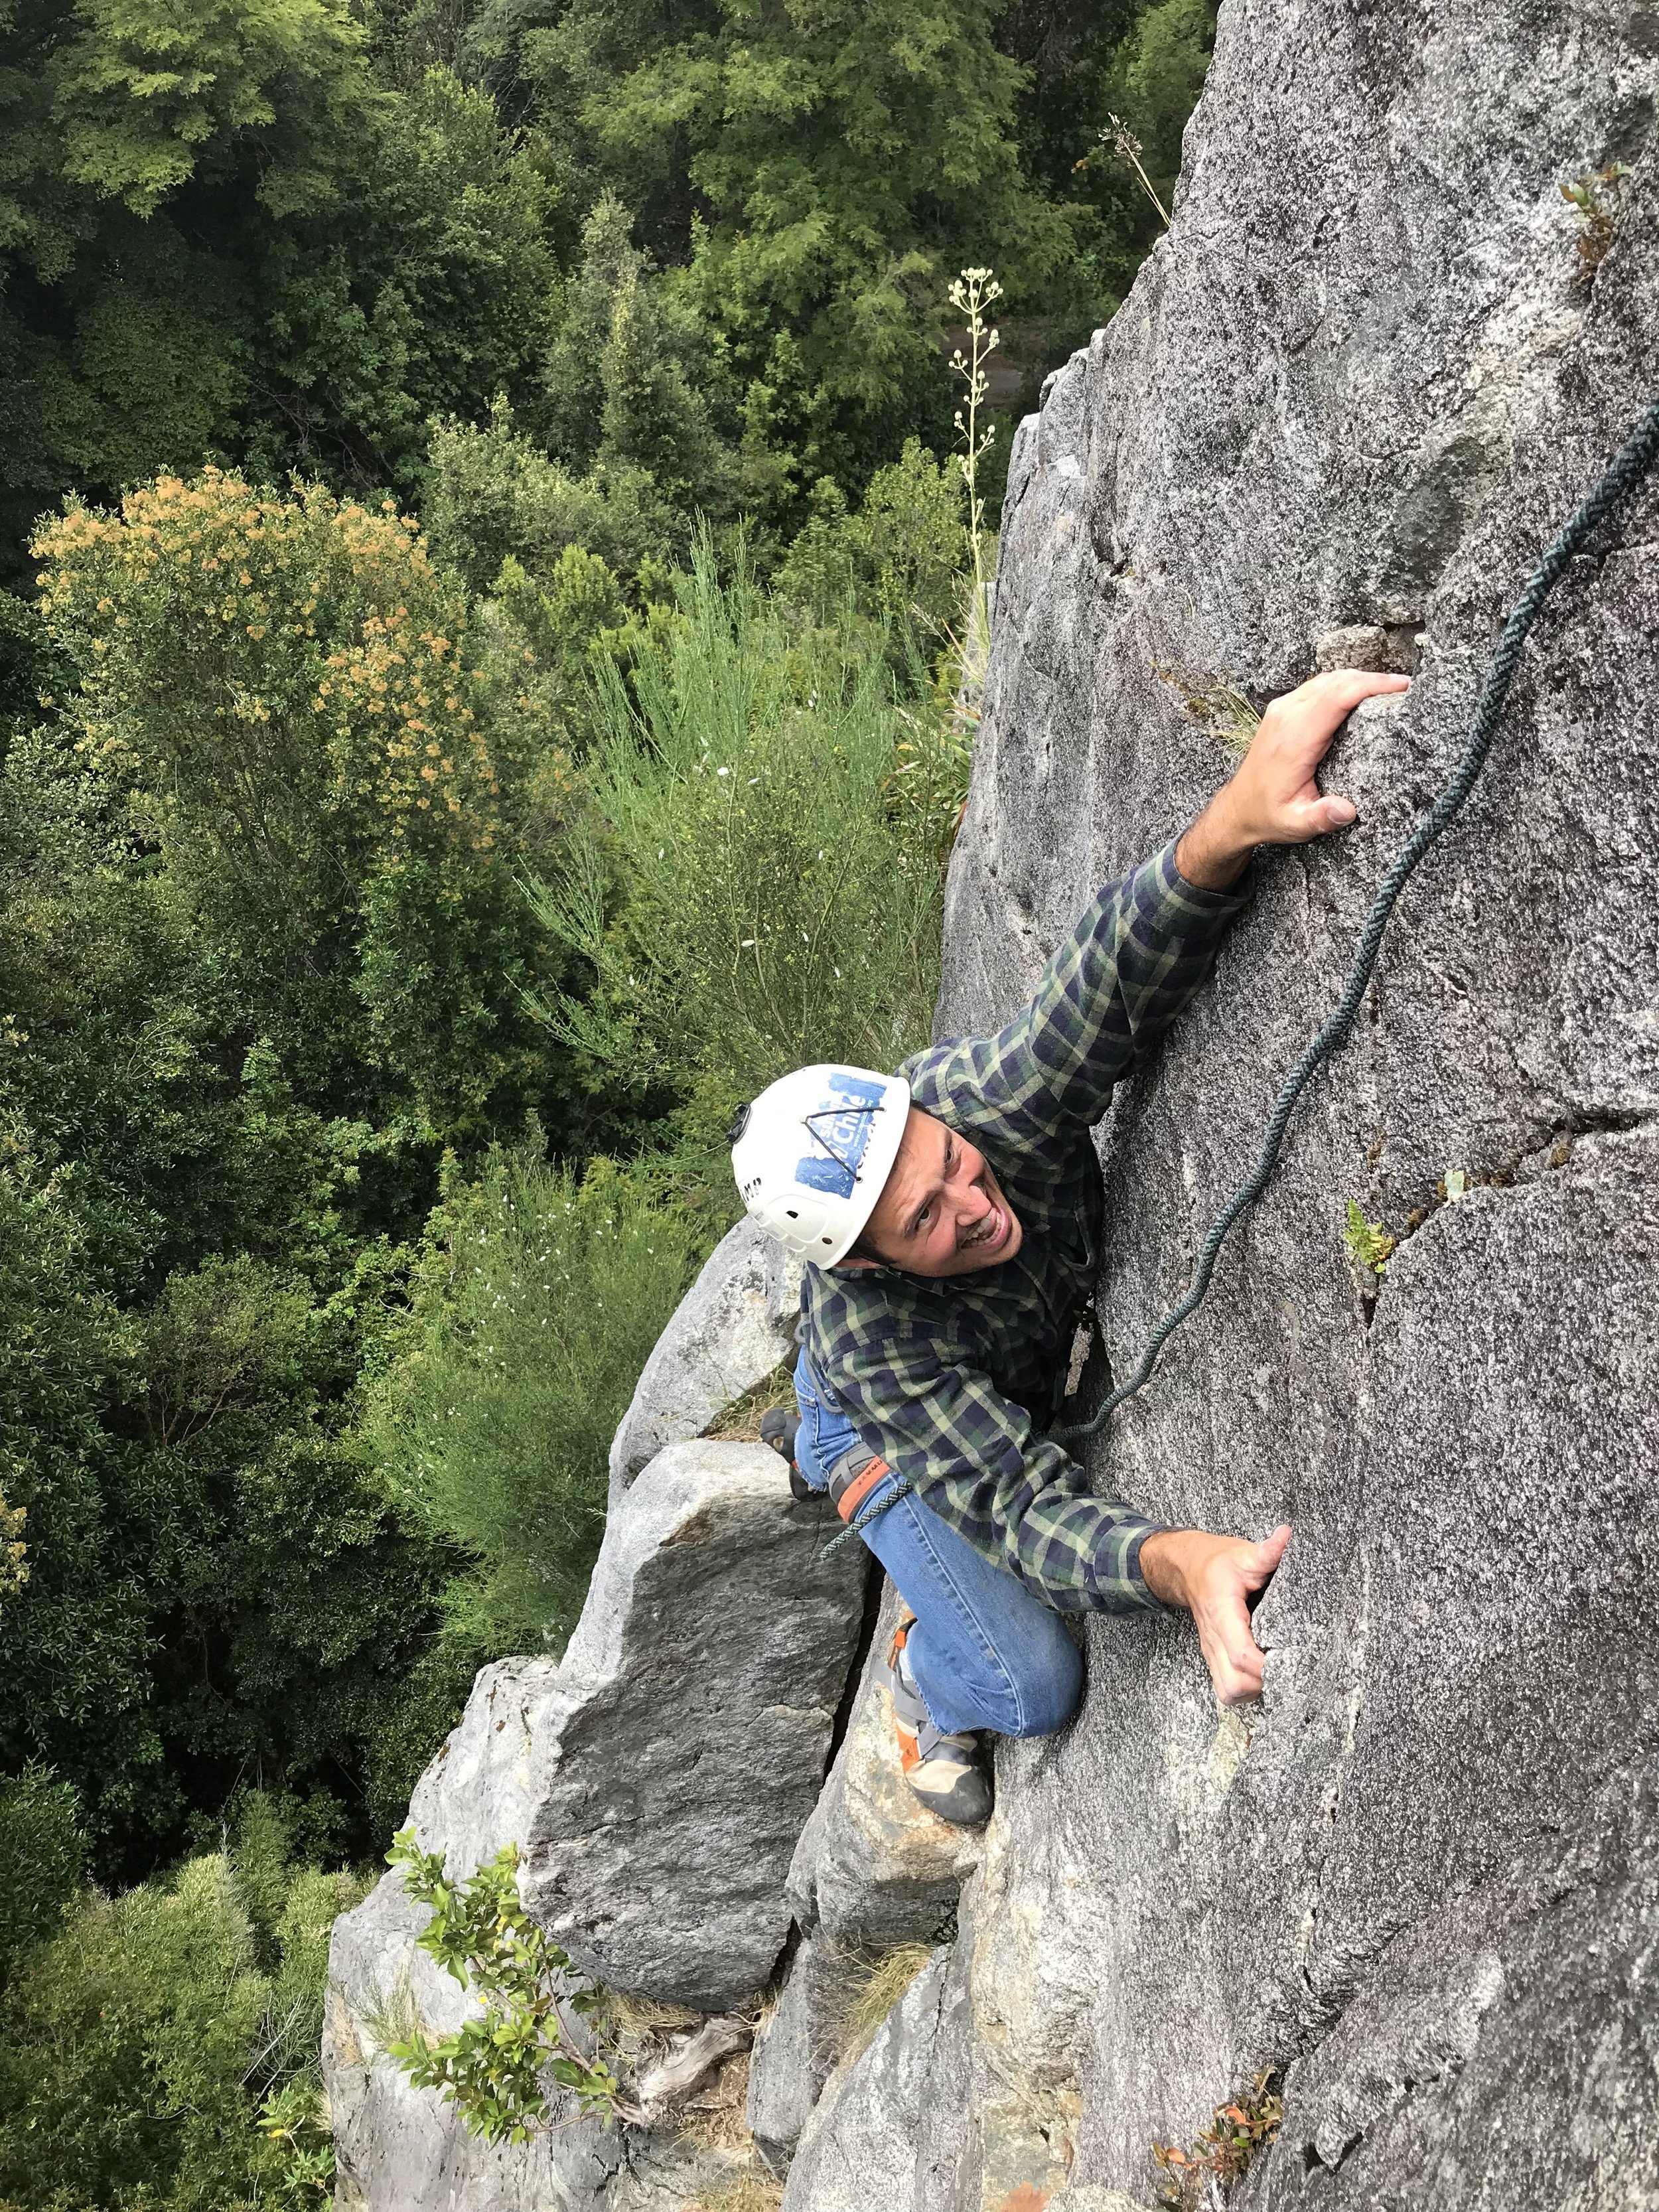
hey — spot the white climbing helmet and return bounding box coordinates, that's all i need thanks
[729,1064,912,1267]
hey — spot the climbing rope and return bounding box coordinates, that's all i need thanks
[1052,389,1659,1451]
[828,392,1659,1547]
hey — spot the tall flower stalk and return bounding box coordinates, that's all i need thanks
[947,265,1003,700]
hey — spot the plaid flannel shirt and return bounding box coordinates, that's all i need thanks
[800,838,1250,1613]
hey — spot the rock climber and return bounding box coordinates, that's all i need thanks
[728,668,1409,1827]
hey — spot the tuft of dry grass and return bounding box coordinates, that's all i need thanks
[684,2178,784,2212]
[676,2049,754,2152]
[831,1943,935,2066]
[604,1990,704,2041]
[703,1362,794,1442]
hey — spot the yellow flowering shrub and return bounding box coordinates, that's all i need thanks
[33,468,500,877]
[29,470,558,1128]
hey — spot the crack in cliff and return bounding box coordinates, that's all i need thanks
[1355,1103,1659,1320]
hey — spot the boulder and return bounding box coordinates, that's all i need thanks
[892,3,1659,2206]
[521,1440,869,2012]
[324,1442,867,2207]
[609,1217,803,1500]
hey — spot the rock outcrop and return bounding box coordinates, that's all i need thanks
[520,1440,868,2012]
[788,2,1659,2204]
[609,1217,802,1500]
[325,1441,867,2207]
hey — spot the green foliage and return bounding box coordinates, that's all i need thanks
[0,1795,364,2212]
[369,1147,701,1653]
[0,469,616,1866]
[1343,1199,1396,1280]
[32,467,561,1134]
[1,23,556,575]
[0,1768,86,1980]
[525,538,950,1128]
[386,1829,622,2142]
[771,438,968,642]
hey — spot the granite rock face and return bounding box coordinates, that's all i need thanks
[796,2,1659,2205]
[521,1440,868,2012]
[608,1218,802,1501]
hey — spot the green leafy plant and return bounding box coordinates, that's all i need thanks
[386,1830,623,2142]
[257,2079,338,2207]
[368,1146,701,1656]
[1152,2071,1283,2207]
[1343,1199,1396,1280]
[1561,162,1630,271]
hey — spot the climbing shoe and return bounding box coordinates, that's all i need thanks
[759,1406,818,1505]
[881,1615,993,1828]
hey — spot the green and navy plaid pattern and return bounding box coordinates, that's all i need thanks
[801,837,1250,1613]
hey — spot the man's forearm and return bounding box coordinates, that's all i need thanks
[1175,795,1258,892]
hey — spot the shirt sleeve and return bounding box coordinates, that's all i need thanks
[908,837,1250,1149]
[831,1322,1170,1615]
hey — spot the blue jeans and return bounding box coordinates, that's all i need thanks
[792,1348,1083,1740]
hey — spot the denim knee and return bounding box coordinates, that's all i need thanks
[1001,1613,1084,1739]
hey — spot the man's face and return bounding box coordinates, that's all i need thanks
[844,1106,1024,1278]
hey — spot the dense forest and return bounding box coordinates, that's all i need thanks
[0,1,1214,2201]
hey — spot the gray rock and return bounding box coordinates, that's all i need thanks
[746,1583,981,2176]
[745,1933,853,2175]
[777,1947,954,2212]
[522,1440,869,2012]
[609,1217,803,1501]
[912,4,1659,2206]
[786,1582,980,1954]
[323,1660,632,2212]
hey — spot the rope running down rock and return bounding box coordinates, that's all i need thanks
[833,392,1659,1545]
[1052,391,1659,1449]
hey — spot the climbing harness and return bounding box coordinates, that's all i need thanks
[830,392,1659,1544]
[1053,390,1659,1451]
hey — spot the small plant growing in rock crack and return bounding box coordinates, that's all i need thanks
[386,1830,624,2142]
[1153,666,1262,756]
[1152,2071,1284,2207]
[1561,162,1630,271]
[1342,1199,1396,1280]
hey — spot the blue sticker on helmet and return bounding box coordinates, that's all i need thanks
[794,1070,888,1199]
